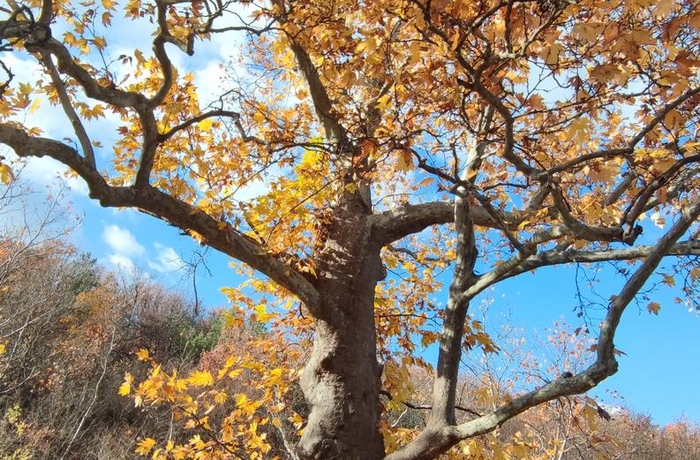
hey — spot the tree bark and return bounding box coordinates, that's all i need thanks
[296,198,385,460]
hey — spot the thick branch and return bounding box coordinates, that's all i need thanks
[369,196,624,248]
[385,199,700,460]
[549,184,630,243]
[0,123,323,315]
[39,53,95,168]
[458,240,700,304]
[429,194,477,426]
[28,38,148,109]
[271,0,346,144]
[369,201,500,247]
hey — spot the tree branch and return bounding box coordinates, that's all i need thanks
[384,199,700,460]
[271,0,346,144]
[456,240,700,305]
[369,201,501,247]
[39,53,95,168]
[428,193,478,426]
[0,123,323,316]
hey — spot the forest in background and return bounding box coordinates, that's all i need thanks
[1,181,698,460]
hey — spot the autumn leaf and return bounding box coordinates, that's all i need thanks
[135,348,150,361]
[198,118,213,131]
[254,304,278,322]
[119,372,134,396]
[188,371,214,387]
[135,438,156,455]
[396,149,414,171]
[0,164,14,185]
[647,302,661,315]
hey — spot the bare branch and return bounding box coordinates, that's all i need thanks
[380,389,482,418]
[385,199,700,460]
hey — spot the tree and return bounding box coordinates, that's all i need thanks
[1,1,699,459]
[0,222,225,459]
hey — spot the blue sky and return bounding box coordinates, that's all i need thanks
[1,2,698,429]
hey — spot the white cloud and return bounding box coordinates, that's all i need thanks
[107,253,136,272]
[148,243,186,273]
[232,177,270,202]
[194,60,228,106]
[0,53,75,139]
[21,156,89,196]
[102,224,145,257]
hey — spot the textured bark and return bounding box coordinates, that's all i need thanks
[296,196,385,460]
[297,305,383,460]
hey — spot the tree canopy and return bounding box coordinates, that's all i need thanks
[1,1,700,460]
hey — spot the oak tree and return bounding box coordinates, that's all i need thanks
[2,1,700,459]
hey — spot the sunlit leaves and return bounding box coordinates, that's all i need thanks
[135,438,156,456]
[119,372,134,396]
[188,371,214,387]
[121,319,300,459]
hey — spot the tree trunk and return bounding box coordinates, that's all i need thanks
[296,200,385,460]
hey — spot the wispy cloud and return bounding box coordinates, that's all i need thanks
[107,253,136,272]
[148,243,186,273]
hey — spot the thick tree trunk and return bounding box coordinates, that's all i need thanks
[296,309,384,460]
[296,199,385,460]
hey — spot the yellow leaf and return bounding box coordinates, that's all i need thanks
[510,442,529,459]
[584,402,598,431]
[198,118,213,131]
[541,43,563,66]
[18,82,32,95]
[376,94,392,111]
[664,110,683,130]
[214,391,228,404]
[254,303,278,322]
[0,164,14,185]
[396,149,414,171]
[357,36,379,54]
[28,98,42,115]
[189,370,214,387]
[135,348,150,361]
[567,117,591,146]
[493,442,508,460]
[464,439,483,456]
[118,378,132,396]
[136,438,156,456]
